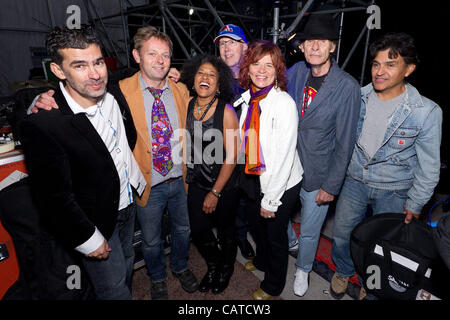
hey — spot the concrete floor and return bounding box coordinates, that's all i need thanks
[131,192,449,301]
[236,207,354,300]
[239,192,450,301]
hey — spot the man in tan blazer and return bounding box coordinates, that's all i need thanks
[119,26,197,300]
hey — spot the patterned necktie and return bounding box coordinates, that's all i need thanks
[148,88,173,176]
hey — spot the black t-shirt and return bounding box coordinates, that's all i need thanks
[308,74,327,93]
[301,73,327,116]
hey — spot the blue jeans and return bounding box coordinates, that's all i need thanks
[287,221,298,248]
[81,203,136,300]
[137,178,190,282]
[332,177,409,277]
[296,188,330,273]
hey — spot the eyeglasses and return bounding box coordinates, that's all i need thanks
[218,39,242,48]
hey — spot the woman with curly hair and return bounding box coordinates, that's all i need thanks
[238,40,303,300]
[180,54,240,294]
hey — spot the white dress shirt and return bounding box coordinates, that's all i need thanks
[60,82,146,254]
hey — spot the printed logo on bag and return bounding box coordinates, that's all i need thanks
[387,275,409,293]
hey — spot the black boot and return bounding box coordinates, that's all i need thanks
[211,237,237,295]
[199,262,218,292]
[211,264,234,294]
[193,237,221,293]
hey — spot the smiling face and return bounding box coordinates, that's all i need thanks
[218,36,247,75]
[132,37,171,88]
[50,43,107,108]
[371,49,416,100]
[194,62,219,101]
[248,54,276,90]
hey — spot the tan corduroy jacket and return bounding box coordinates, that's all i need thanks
[119,71,190,206]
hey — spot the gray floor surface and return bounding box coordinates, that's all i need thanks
[236,208,354,300]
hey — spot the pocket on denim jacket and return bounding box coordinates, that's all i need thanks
[388,127,419,150]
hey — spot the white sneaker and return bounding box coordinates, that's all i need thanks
[289,242,299,251]
[293,268,309,297]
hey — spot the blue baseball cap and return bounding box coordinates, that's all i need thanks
[214,24,247,44]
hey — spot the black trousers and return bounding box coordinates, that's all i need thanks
[187,184,239,266]
[245,182,301,296]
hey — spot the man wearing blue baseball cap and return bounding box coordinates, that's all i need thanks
[213,24,256,263]
[214,24,248,80]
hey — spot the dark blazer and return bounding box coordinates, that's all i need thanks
[287,60,361,195]
[20,87,135,249]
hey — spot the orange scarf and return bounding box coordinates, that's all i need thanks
[241,84,273,175]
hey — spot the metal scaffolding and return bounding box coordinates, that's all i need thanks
[81,0,374,84]
[0,0,375,83]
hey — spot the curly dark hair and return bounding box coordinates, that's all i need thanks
[46,24,101,65]
[180,54,235,104]
[239,40,287,91]
[369,32,419,66]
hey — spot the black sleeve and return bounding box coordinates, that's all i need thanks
[20,117,96,249]
[9,87,55,142]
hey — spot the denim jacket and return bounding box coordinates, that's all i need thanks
[347,83,442,214]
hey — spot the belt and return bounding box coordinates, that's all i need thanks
[162,177,180,183]
[163,176,181,184]
[153,176,182,188]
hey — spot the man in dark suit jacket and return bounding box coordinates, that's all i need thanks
[20,25,146,300]
[26,26,197,301]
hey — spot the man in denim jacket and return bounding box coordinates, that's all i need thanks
[330,32,442,300]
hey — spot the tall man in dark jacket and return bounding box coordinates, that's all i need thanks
[20,25,146,299]
[28,26,198,301]
[286,14,360,297]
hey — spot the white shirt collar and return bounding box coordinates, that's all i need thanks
[59,81,103,117]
